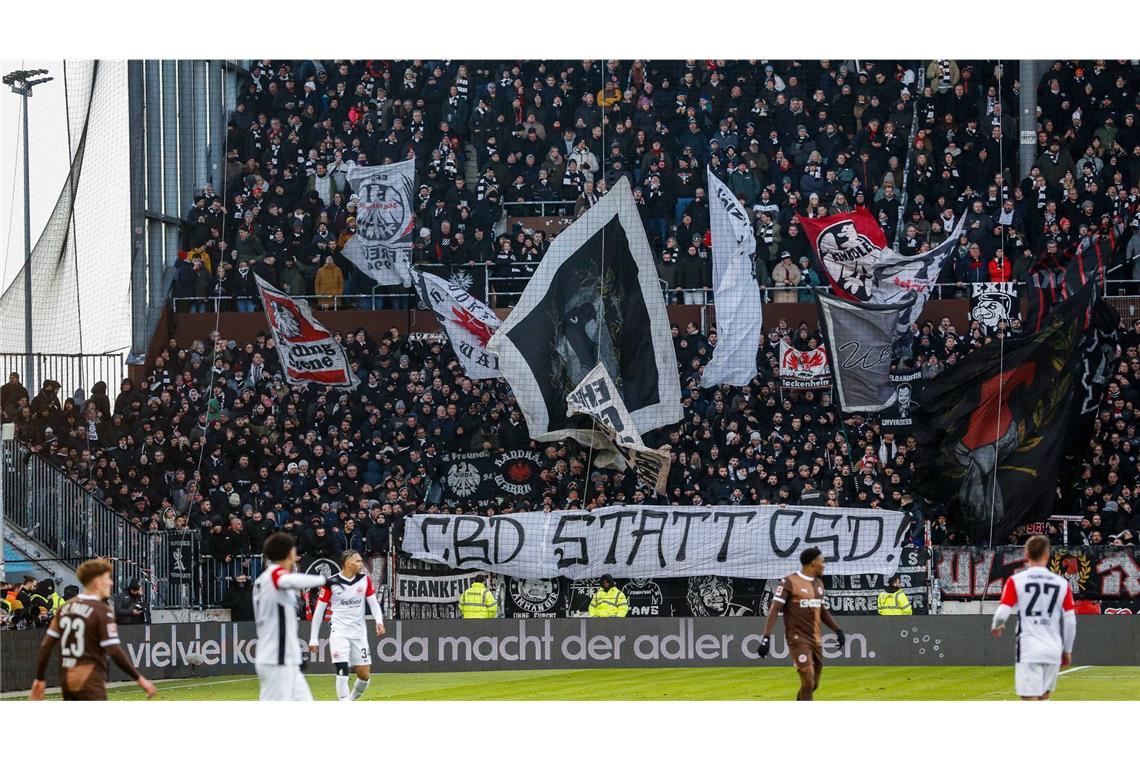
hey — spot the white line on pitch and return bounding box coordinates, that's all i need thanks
[154,676,260,691]
[1058,666,1092,676]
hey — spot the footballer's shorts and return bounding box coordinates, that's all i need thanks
[790,642,823,675]
[256,663,313,701]
[1014,662,1060,697]
[330,635,372,667]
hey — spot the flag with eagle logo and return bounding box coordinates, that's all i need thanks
[798,207,890,303]
[412,267,502,379]
[341,159,415,287]
[255,275,359,388]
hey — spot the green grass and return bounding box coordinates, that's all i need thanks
[10,666,1140,701]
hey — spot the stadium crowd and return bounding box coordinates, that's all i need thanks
[3,60,1140,609]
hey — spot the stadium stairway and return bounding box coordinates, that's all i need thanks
[2,519,79,588]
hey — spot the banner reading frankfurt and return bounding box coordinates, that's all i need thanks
[342,160,415,287]
[487,177,681,448]
[256,275,359,388]
[798,207,890,302]
[701,169,762,387]
[404,504,909,580]
[412,267,502,380]
[912,283,1092,542]
[816,289,916,411]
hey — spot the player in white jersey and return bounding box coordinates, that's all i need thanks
[308,550,386,701]
[253,533,328,701]
[991,535,1077,700]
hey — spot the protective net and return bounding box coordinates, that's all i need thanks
[0,60,130,372]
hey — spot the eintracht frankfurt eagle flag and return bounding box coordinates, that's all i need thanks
[256,275,359,388]
[413,267,502,380]
[487,177,682,448]
[701,169,763,387]
[798,207,889,303]
[342,159,415,287]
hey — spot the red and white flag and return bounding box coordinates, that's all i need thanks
[797,207,890,302]
[412,268,502,380]
[255,275,359,388]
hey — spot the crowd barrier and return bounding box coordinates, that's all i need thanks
[4,615,1139,691]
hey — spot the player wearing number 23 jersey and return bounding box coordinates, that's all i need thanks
[991,535,1076,700]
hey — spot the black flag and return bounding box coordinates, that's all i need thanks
[487,178,682,446]
[912,282,1093,543]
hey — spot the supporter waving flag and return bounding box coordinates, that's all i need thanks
[256,275,359,388]
[700,169,763,387]
[412,267,502,380]
[341,159,416,287]
[798,207,890,303]
[487,177,681,447]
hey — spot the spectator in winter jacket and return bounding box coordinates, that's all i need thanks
[315,256,345,309]
[987,250,1012,283]
[771,251,802,303]
[955,243,990,288]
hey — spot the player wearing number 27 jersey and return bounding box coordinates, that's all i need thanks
[991,535,1077,700]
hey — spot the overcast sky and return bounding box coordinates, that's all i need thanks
[0,59,72,291]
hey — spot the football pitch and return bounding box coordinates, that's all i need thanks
[10,665,1140,701]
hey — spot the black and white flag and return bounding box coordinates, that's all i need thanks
[873,216,966,351]
[342,159,415,287]
[566,363,672,492]
[413,267,502,380]
[969,282,1018,334]
[701,169,762,387]
[487,177,682,447]
[817,289,916,412]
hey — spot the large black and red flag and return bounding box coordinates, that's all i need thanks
[912,283,1093,543]
[1023,237,1110,333]
[797,207,890,303]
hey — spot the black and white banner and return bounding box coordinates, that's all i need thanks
[342,160,415,287]
[486,177,682,449]
[502,575,767,618]
[404,504,910,580]
[413,267,502,380]
[778,343,831,389]
[878,369,923,431]
[701,169,762,387]
[761,547,929,615]
[167,533,196,583]
[436,449,543,505]
[816,289,915,411]
[566,363,672,491]
[256,275,359,388]
[969,282,1017,333]
[396,571,481,604]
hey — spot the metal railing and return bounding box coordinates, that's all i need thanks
[502,200,577,217]
[0,352,126,403]
[2,440,151,600]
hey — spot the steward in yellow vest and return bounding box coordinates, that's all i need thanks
[877,576,913,615]
[588,574,628,618]
[458,575,498,619]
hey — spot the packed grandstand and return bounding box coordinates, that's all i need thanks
[3,59,1140,628]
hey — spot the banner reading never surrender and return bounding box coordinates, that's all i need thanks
[404,504,909,580]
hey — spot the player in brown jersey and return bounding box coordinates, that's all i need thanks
[30,559,156,701]
[756,547,846,701]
